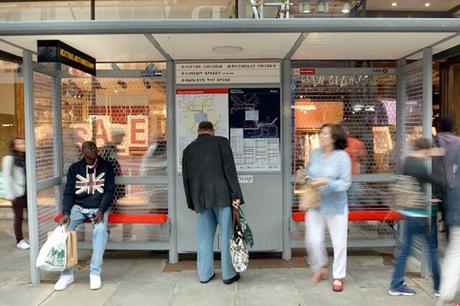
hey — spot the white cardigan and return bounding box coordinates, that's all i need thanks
[2,155,26,200]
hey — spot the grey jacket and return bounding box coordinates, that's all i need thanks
[436,133,460,187]
[447,144,460,226]
[2,155,26,200]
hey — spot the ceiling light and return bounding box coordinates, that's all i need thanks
[392,2,397,7]
[342,2,351,13]
[425,2,430,7]
[212,46,243,55]
[300,1,311,13]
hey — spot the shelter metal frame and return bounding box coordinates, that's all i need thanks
[0,18,457,284]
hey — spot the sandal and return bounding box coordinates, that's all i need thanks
[332,278,344,292]
[311,267,328,284]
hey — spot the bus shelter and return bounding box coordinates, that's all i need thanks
[0,18,459,284]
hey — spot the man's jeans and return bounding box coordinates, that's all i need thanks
[196,206,237,282]
[390,215,440,291]
[61,205,108,277]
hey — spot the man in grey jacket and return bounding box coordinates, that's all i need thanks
[434,116,460,240]
[182,121,244,285]
[437,143,460,306]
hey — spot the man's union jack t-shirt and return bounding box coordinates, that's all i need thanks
[62,157,115,216]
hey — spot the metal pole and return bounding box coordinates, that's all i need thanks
[394,59,406,258]
[421,47,433,278]
[281,59,292,260]
[395,59,406,174]
[361,0,367,17]
[90,0,95,20]
[52,64,64,211]
[23,50,40,284]
[166,60,178,263]
[2,19,460,35]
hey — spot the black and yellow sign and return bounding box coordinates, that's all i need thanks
[37,40,96,76]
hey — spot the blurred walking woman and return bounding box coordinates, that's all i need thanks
[304,123,351,292]
[2,138,29,250]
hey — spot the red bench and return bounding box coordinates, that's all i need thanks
[54,213,168,224]
[291,210,403,223]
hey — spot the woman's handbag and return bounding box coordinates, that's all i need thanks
[392,174,427,216]
[299,183,320,211]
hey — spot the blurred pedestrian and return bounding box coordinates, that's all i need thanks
[437,142,460,306]
[300,123,351,292]
[433,115,460,240]
[2,138,29,250]
[388,138,441,297]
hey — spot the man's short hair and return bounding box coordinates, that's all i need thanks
[198,121,214,131]
[82,141,97,151]
[439,116,455,133]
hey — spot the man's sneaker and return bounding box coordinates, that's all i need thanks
[54,274,74,291]
[16,239,30,250]
[388,284,416,296]
[90,275,102,290]
[434,291,440,297]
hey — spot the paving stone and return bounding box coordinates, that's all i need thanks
[107,287,172,306]
[40,282,119,306]
[0,282,54,306]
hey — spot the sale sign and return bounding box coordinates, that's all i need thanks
[67,115,149,156]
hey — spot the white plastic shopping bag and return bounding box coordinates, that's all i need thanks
[36,225,68,271]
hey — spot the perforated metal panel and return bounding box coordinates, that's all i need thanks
[291,68,398,241]
[292,72,397,176]
[403,68,424,153]
[33,69,60,246]
[37,187,59,246]
[61,74,168,245]
[34,72,56,181]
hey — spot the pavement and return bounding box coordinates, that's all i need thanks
[0,219,451,306]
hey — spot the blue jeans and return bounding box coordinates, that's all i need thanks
[61,205,108,277]
[196,206,237,282]
[390,215,440,291]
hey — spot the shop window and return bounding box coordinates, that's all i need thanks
[292,71,398,212]
[59,67,167,211]
[292,73,397,175]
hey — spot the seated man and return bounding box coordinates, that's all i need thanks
[54,141,115,291]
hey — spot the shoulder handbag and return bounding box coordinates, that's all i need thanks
[229,221,249,273]
[392,174,426,212]
[299,183,320,211]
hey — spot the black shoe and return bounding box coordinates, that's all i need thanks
[200,273,216,284]
[223,273,240,285]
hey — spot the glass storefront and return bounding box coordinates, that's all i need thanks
[0,60,22,159]
[0,0,459,21]
[0,59,23,206]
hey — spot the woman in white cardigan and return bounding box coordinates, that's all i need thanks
[2,138,29,249]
